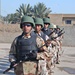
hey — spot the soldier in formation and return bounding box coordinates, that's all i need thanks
[42,17,51,36]
[9,15,48,75]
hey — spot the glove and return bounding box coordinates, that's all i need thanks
[10,61,16,68]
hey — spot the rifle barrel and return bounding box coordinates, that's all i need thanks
[59,28,64,34]
[58,31,65,36]
[49,30,55,36]
[3,67,12,74]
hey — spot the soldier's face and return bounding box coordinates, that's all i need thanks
[44,23,49,28]
[50,28,54,31]
[22,23,32,34]
[57,28,60,31]
[35,24,42,32]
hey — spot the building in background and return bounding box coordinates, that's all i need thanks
[48,14,75,26]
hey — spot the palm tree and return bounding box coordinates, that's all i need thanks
[33,2,51,18]
[16,4,32,18]
[4,3,51,23]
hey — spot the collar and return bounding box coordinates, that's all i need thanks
[23,35,31,39]
[44,28,48,30]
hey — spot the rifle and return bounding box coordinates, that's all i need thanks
[51,36,58,40]
[48,30,55,36]
[51,31,65,40]
[3,61,22,74]
[58,28,64,34]
[58,31,65,37]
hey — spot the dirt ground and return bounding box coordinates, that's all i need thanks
[0,23,21,32]
[0,23,22,43]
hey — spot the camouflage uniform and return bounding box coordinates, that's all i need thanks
[48,24,58,70]
[55,26,64,63]
[34,17,52,75]
[9,34,47,75]
[56,25,64,56]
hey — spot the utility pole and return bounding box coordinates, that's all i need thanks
[0,0,1,22]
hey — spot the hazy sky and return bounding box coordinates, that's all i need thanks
[1,0,75,16]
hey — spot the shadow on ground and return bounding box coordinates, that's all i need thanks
[57,67,75,74]
[0,56,15,75]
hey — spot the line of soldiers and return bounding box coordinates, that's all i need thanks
[9,15,65,75]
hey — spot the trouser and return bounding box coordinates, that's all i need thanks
[14,61,38,75]
[38,60,48,75]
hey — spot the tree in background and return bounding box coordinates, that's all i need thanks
[16,3,51,18]
[33,2,51,18]
[16,4,33,18]
[2,3,51,24]
[3,13,20,24]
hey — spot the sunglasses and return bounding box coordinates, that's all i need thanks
[22,23,32,27]
[44,23,50,25]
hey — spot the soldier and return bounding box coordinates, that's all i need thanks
[48,23,57,40]
[55,25,64,58]
[34,18,50,75]
[55,25,60,34]
[48,24,58,70]
[49,24,61,64]
[9,15,47,75]
[33,17,49,41]
[42,17,51,36]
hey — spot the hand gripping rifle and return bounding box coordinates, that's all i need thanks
[3,50,37,74]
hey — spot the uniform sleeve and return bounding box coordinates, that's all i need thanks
[45,35,49,40]
[36,36,47,50]
[9,37,17,62]
[51,40,57,46]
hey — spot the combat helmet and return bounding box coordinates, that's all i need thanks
[53,24,57,28]
[56,25,60,29]
[20,15,35,28]
[34,17,44,27]
[49,23,56,29]
[43,17,50,25]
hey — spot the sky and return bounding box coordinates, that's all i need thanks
[1,0,75,16]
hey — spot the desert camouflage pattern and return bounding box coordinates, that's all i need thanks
[38,60,48,75]
[36,45,52,74]
[14,61,38,75]
[36,35,45,48]
[36,35,52,75]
